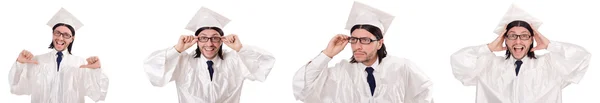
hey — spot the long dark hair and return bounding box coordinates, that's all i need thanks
[504,20,536,59]
[349,24,387,64]
[193,27,224,60]
[48,23,75,54]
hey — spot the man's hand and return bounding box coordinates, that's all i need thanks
[175,35,198,53]
[222,34,243,52]
[16,50,38,64]
[80,56,101,69]
[323,34,349,58]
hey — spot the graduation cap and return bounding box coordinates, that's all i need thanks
[345,1,395,35]
[493,3,543,35]
[185,7,231,32]
[46,8,84,31]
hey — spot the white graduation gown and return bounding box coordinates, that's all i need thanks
[451,41,591,103]
[293,53,434,103]
[8,49,109,103]
[144,45,275,103]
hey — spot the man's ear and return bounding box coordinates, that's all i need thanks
[377,38,384,50]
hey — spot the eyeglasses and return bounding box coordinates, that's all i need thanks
[198,36,222,43]
[505,34,531,40]
[53,31,72,39]
[348,37,379,44]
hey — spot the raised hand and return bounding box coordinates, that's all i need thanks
[16,50,38,64]
[80,56,101,69]
[530,29,550,51]
[323,34,349,58]
[222,34,242,52]
[488,30,507,52]
[175,35,198,53]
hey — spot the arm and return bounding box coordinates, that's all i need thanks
[9,50,40,95]
[450,44,500,86]
[74,56,110,102]
[293,34,349,101]
[403,59,434,103]
[143,47,188,87]
[292,52,336,101]
[8,62,32,95]
[232,45,276,82]
[544,41,591,85]
[81,66,109,102]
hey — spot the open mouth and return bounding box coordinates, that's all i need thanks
[513,45,525,53]
[55,41,66,47]
[57,41,65,46]
[203,47,215,52]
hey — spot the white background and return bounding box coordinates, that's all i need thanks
[1,0,598,103]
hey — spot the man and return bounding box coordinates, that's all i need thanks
[292,2,433,103]
[451,4,591,103]
[143,7,276,103]
[9,8,109,103]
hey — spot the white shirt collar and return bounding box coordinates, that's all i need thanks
[359,58,380,71]
[509,56,532,63]
[200,54,222,67]
[51,48,69,57]
[370,59,379,69]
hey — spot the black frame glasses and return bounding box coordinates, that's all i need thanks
[505,34,531,40]
[348,37,380,44]
[53,31,72,39]
[198,36,222,43]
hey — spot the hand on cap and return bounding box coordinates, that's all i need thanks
[488,30,507,52]
[16,50,38,64]
[80,56,101,69]
[175,35,198,53]
[222,34,243,52]
[323,34,349,58]
[530,29,550,51]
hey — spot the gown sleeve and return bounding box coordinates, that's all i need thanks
[292,52,338,101]
[402,59,434,103]
[8,61,33,95]
[544,41,591,86]
[8,54,47,96]
[79,58,110,102]
[450,44,502,86]
[143,47,188,87]
[230,45,276,82]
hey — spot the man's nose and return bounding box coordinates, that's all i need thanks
[352,43,363,50]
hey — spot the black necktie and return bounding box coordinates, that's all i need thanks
[56,52,63,72]
[207,61,214,81]
[366,67,376,96]
[515,60,523,76]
